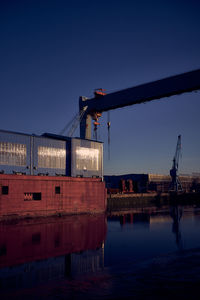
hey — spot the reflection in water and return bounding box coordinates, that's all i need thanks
[108,213,150,228]
[1,207,200,299]
[0,214,107,292]
[170,205,183,250]
[108,209,184,251]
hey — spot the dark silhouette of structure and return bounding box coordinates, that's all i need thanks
[79,69,200,139]
[169,135,183,193]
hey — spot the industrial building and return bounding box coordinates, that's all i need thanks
[0,129,106,219]
[104,174,148,193]
[105,173,200,194]
[0,129,103,178]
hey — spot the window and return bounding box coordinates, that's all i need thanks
[24,192,42,201]
[0,142,26,166]
[33,193,42,200]
[55,186,60,194]
[2,186,9,195]
[75,147,99,171]
[38,146,66,169]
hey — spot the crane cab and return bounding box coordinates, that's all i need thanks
[94,88,106,98]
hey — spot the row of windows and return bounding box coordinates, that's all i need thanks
[1,186,61,197]
[0,142,102,173]
[0,142,66,169]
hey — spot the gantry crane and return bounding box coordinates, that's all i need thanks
[79,69,200,139]
[169,135,183,193]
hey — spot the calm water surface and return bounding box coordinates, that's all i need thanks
[1,205,200,299]
[106,207,200,266]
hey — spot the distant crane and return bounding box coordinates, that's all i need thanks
[169,135,183,193]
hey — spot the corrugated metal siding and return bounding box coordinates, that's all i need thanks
[0,130,67,176]
[0,130,31,175]
[0,130,103,178]
[33,136,66,176]
[71,138,103,178]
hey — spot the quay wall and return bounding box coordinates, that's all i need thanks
[0,174,107,220]
[107,192,200,212]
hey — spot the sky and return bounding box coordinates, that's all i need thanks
[0,0,200,175]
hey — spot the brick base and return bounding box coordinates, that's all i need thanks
[0,174,107,219]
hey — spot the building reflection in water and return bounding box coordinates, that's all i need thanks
[0,214,106,291]
[108,208,184,251]
[108,212,150,228]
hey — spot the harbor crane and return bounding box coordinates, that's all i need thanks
[79,69,200,139]
[169,135,183,193]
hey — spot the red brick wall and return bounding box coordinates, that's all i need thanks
[0,174,107,219]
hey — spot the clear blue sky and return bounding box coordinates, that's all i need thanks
[0,0,200,175]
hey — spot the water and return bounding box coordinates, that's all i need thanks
[1,206,200,299]
[106,207,200,266]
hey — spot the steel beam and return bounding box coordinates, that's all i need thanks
[80,69,200,139]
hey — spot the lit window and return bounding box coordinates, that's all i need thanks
[0,142,26,166]
[38,146,66,169]
[75,147,99,171]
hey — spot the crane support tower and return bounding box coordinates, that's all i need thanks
[79,69,200,139]
[169,135,183,193]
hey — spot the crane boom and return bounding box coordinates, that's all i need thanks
[79,69,200,139]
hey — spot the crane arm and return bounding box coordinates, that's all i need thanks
[79,69,200,139]
[80,69,200,113]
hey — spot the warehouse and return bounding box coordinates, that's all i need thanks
[0,129,106,219]
[0,129,103,178]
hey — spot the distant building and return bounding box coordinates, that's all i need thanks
[104,174,148,193]
[104,173,200,194]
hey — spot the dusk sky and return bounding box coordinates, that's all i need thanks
[0,0,200,175]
